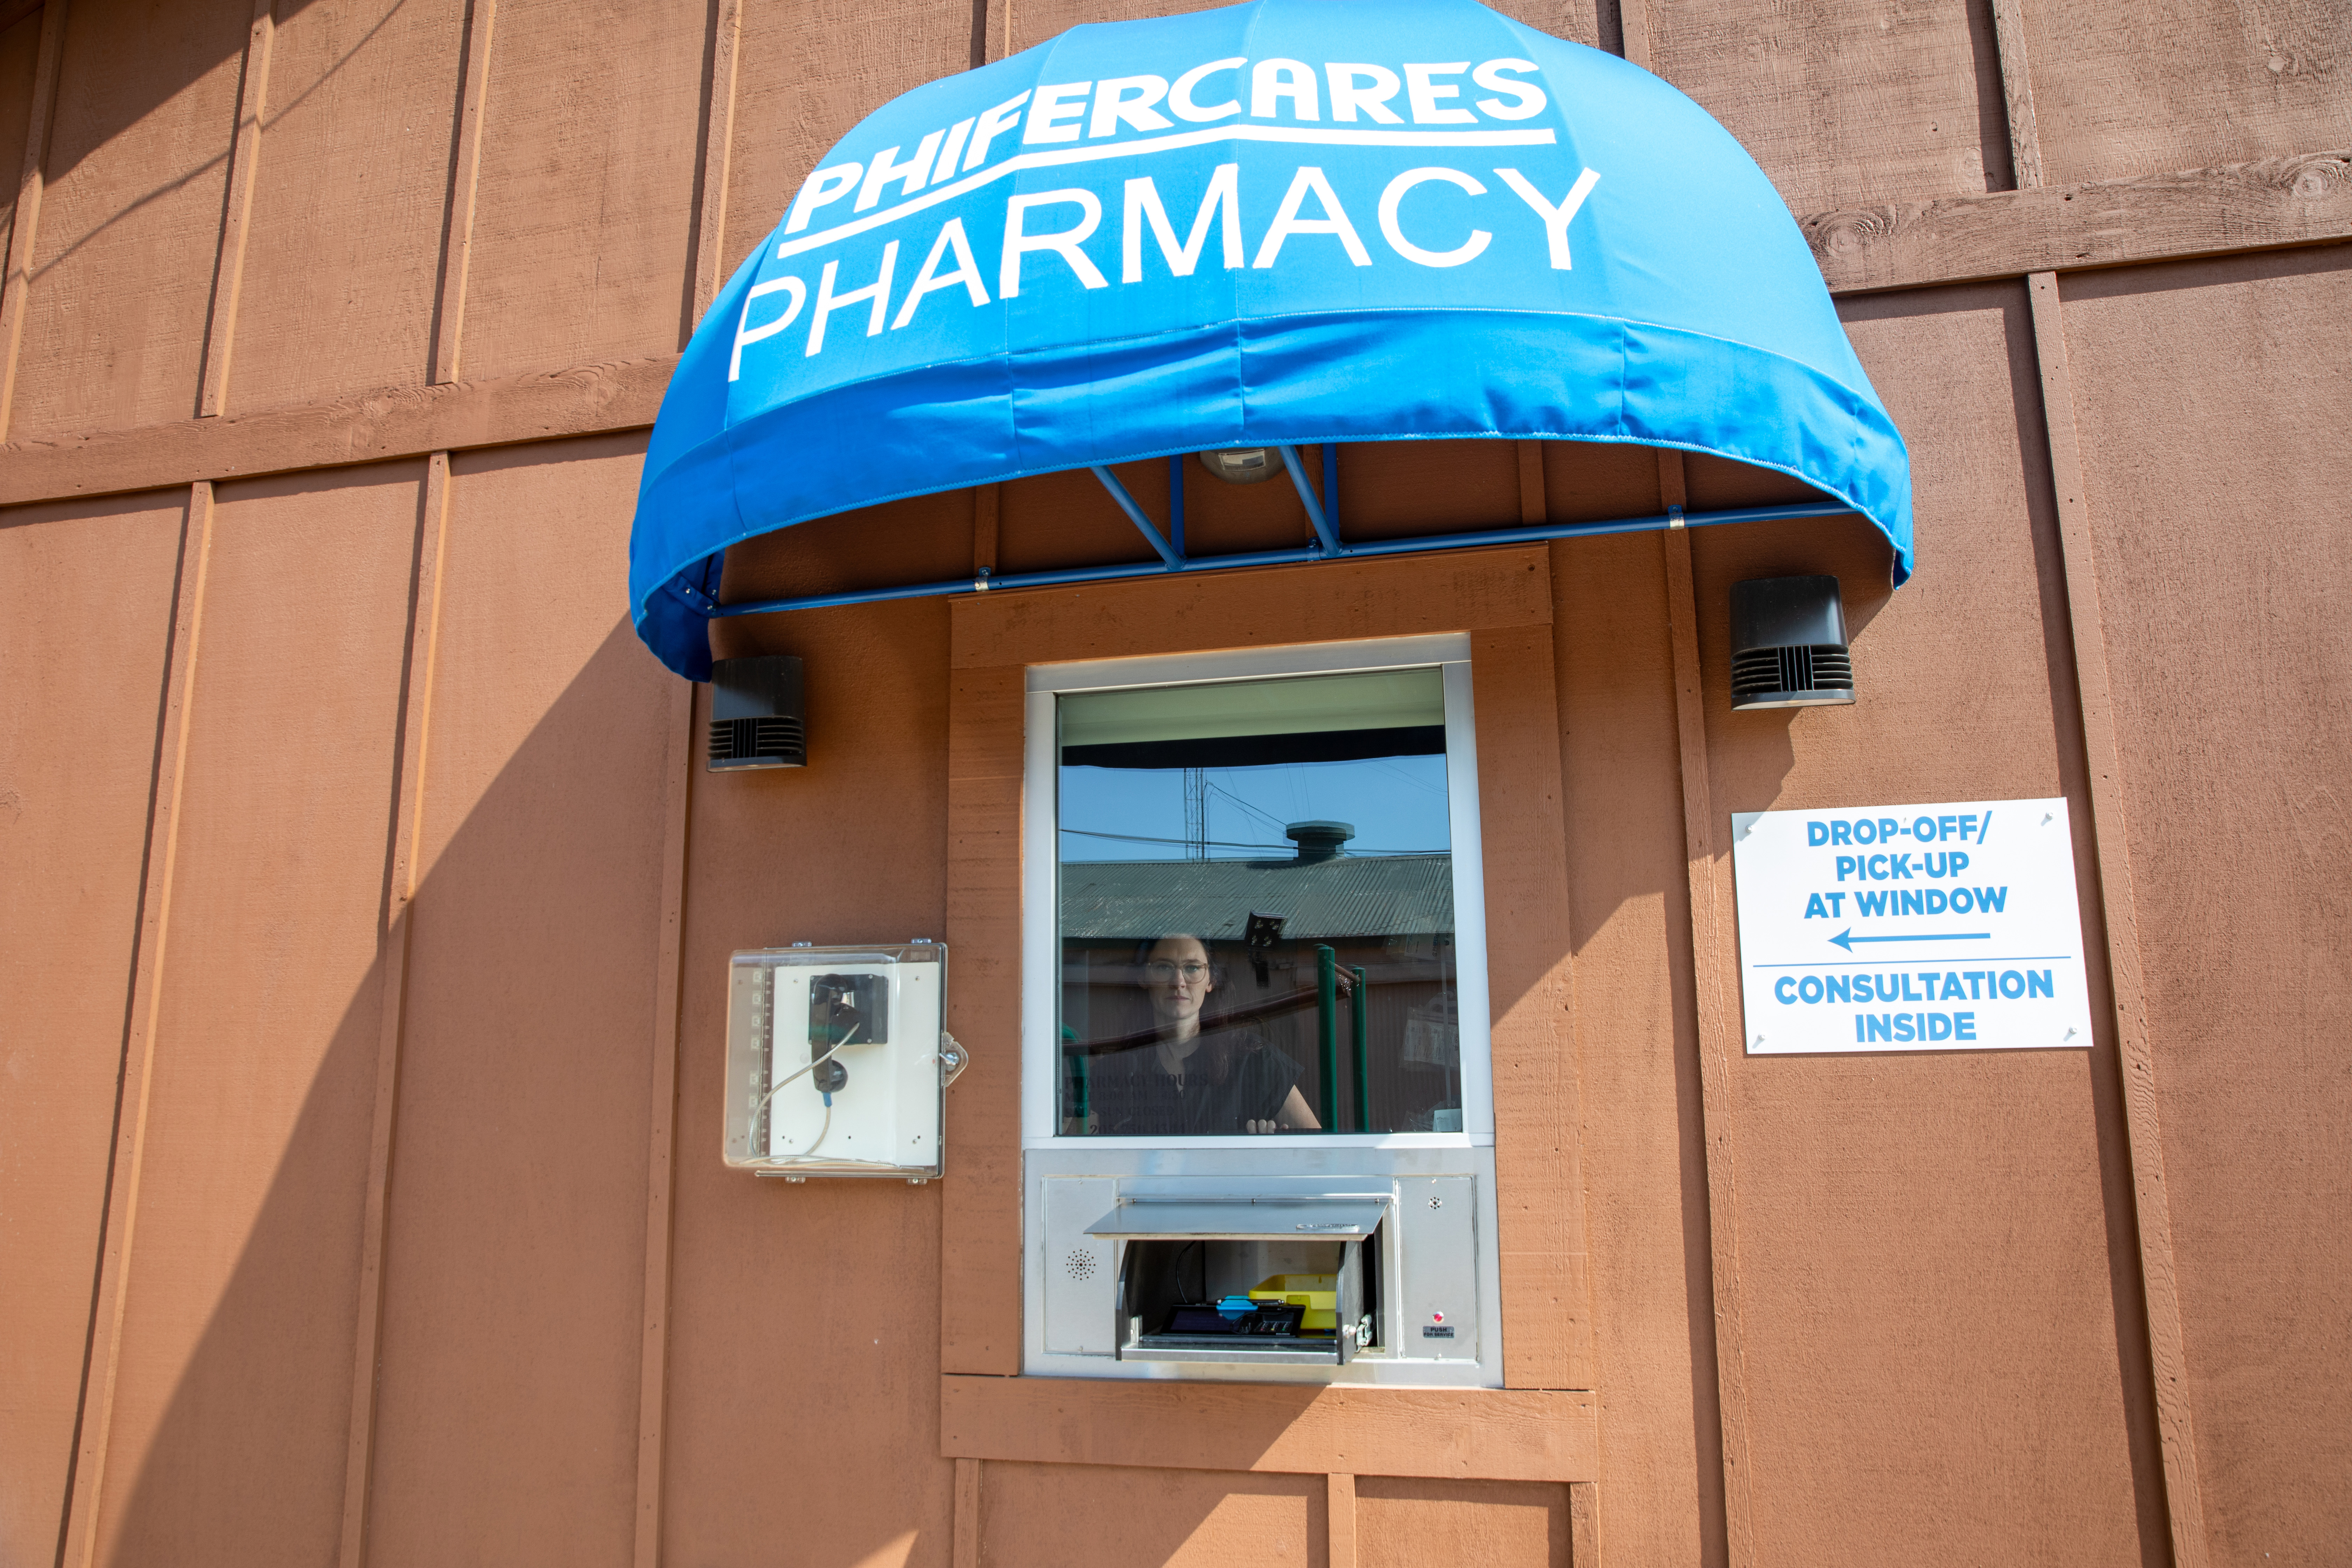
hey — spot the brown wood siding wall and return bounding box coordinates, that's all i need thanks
[0,0,2344,1563]
[0,490,188,1568]
[2058,246,2352,1558]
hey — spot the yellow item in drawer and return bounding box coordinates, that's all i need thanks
[1250,1273,1339,1331]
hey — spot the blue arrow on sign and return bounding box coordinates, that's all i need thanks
[1830,929,1992,951]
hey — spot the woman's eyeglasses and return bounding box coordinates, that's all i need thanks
[1143,960,1209,982]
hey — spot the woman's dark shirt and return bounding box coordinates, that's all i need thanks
[1083,1025,1302,1135]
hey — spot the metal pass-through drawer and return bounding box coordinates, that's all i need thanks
[1087,1196,1387,1365]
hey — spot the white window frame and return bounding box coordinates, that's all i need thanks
[1020,633,1493,1150]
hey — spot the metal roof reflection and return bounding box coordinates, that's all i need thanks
[1060,856,1454,942]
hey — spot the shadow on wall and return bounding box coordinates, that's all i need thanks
[7,0,996,304]
[56,607,1161,1568]
[17,0,334,288]
[92,616,668,1565]
[84,506,1880,1563]
[21,0,421,174]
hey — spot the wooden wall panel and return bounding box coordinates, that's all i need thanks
[361,435,669,1568]
[721,0,978,279]
[995,463,1171,574]
[1541,439,1661,524]
[88,461,423,1568]
[949,546,1551,668]
[997,0,1611,63]
[978,1462,1322,1568]
[1354,1476,1568,1568]
[1006,0,1228,54]
[0,7,38,244]
[661,592,957,1565]
[939,660,1026,1374]
[1336,440,1522,542]
[2058,245,2352,1562]
[225,0,467,412]
[1486,0,1606,52]
[9,0,248,440]
[0,490,185,1568]
[943,1379,1600,1481]
[1644,0,2007,215]
[1688,284,2153,1563]
[456,0,706,382]
[1472,621,1595,1392]
[722,488,979,602]
[2022,0,2348,188]
[1549,526,1720,1568]
[0,350,680,509]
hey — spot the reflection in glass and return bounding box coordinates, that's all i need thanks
[1057,669,1461,1136]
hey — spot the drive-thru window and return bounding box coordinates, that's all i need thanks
[1024,638,1500,1381]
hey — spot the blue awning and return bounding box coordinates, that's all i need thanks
[631,0,1912,678]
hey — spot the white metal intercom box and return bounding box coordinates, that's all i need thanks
[723,943,960,1179]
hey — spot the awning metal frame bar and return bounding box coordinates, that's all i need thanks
[1087,463,1182,567]
[1278,444,1341,554]
[1092,444,1338,567]
[711,490,1860,622]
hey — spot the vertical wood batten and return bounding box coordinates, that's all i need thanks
[58,481,216,1568]
[0,0,66,436]
[973,484,999,576]
[334,453,451,1568]
[952,1457,982,1568]
[1326,1473,1357,1568]
[1987,0,2045,192]
[1517,441,1548,525]
[631,676,696,1568]
[430,0,498,384]
[2025,273,2209,1568]
[1569,1479,1599,1564]
[196,0,276,418]
[686,0,742,333]
[1659,451,1756,1568]
[1614,0,1654,70]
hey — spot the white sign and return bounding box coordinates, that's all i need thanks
[1730,797,2094,1055]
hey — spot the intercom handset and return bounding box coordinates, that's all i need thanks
[807,973,887,1092]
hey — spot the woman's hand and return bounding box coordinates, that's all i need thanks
[1245,1118,1280,1134]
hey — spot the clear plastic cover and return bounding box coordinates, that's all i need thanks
[723,943,950,1178]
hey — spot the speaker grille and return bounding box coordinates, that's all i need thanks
[708,715,806,768]
[1731,644,1854,707]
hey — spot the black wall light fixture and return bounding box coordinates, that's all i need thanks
[1730,575,1855,709]
[708,654,806,769]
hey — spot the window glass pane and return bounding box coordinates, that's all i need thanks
[1057,668,1461,1136]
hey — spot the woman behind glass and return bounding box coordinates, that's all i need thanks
[1083,935,1321,1136]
